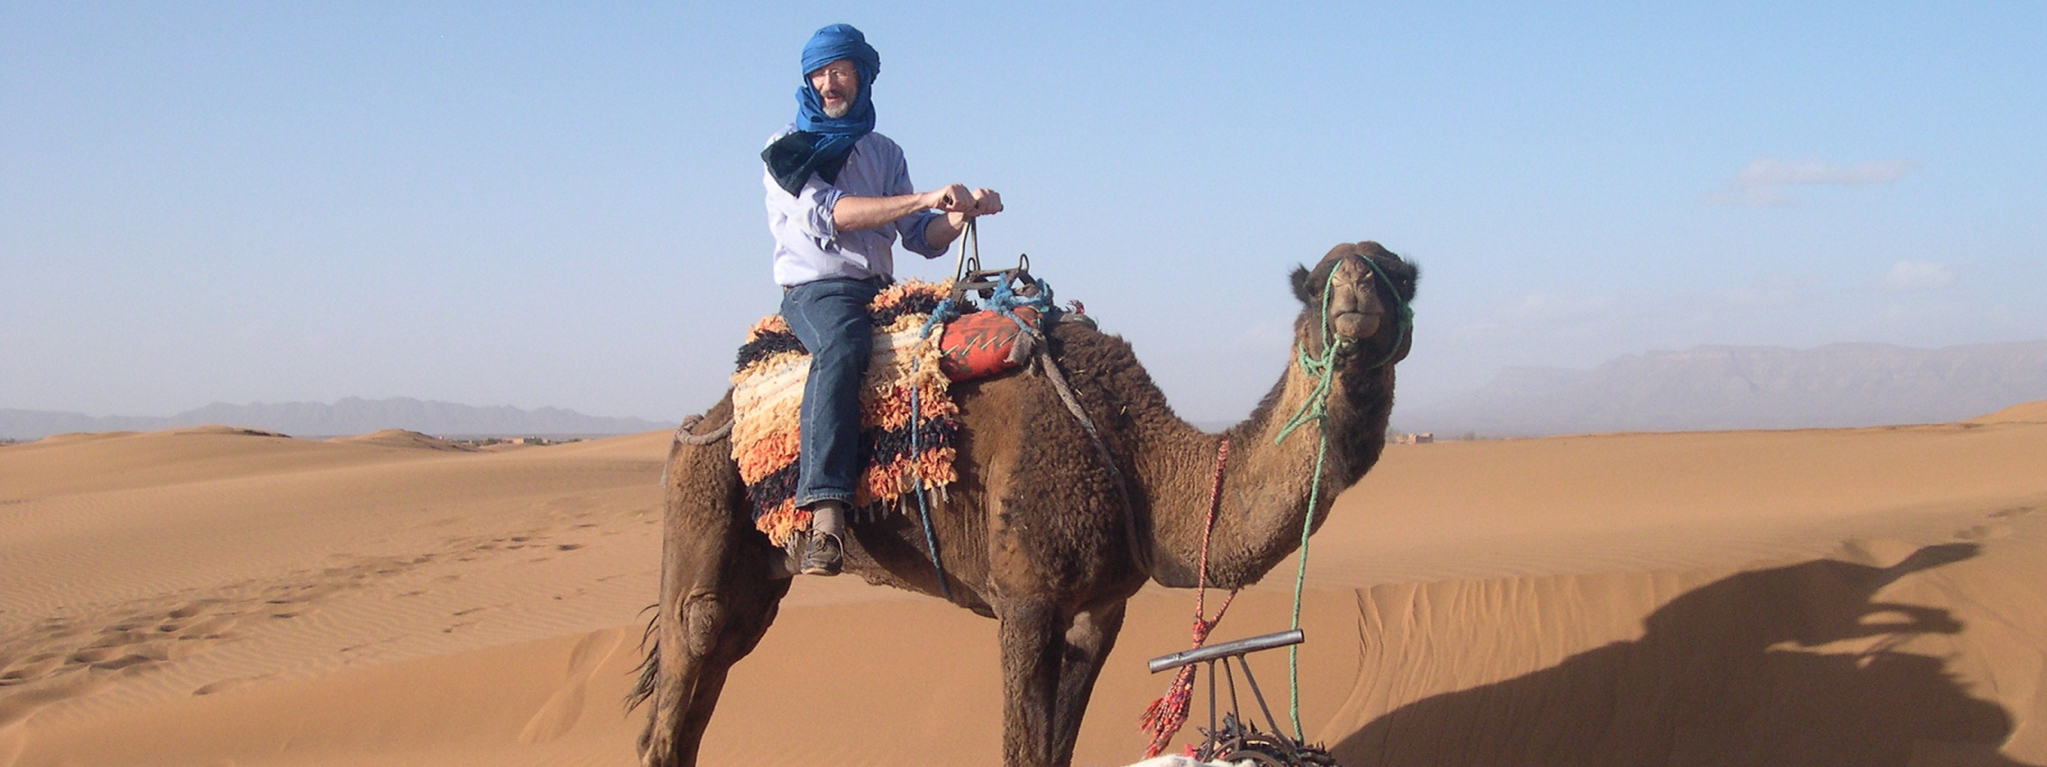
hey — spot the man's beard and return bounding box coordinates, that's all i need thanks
[822,100,850,119]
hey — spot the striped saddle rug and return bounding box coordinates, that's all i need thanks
[729,281,967,546]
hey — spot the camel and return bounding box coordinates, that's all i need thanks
[633,241,1419,767]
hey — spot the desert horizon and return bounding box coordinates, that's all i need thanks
[10,338,2047,445]
[3,401,2043,766]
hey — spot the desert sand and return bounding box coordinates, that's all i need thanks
[3,409,2044,766]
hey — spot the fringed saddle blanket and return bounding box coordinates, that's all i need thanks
[730,281,965,546]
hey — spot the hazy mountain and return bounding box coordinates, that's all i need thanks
[0,411,167,440]
[1,397,668,441]
[1395,341,2047,437]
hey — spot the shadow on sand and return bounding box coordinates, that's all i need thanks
[1332,543,2037,767]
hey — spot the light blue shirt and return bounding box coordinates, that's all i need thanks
[764,129,947,287]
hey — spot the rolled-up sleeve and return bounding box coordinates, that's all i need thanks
[764,170,845,242]
[897,211,945,258]
[886,154,947,259]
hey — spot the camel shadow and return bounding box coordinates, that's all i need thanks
[1332,543,2038,767]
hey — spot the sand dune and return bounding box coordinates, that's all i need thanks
[328,429,480,452]
[3,408,2044,766]
[1972,400,2047,424]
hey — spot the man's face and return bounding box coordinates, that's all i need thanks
[808,59,859,119]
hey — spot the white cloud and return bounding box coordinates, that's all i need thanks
[1707,157,1917,207]
[1882,259,1957,291]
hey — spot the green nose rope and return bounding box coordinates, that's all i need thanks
[1272,253,1411,740]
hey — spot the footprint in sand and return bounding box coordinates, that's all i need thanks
[86,652,164,672]
[0,654,63,686]
[2,593,264,689]
[32,620,79,640]
[191,673,275,696]
[3,545,444,705]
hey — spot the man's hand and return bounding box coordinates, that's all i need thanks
[967,188,1002,216]
[927,184,978,214]
[939,188,1003,232]
[921,186,1002,251]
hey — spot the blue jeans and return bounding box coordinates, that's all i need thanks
[781,277,883,509]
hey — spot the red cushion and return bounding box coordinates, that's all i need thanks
[936,306,1041,381]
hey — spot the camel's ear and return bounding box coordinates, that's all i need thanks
[1290,265,1314,304]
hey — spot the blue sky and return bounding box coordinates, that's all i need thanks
[4,2,2043,425]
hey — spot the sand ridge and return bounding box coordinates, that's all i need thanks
[328,429,481,452]
[3,408,2046,765]
[1971,400,2047,424]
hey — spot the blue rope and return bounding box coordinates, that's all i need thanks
[902,276,1059,604]
[917,295,961,344]
[987,276,1056,335]
[907,295,961,601]
[907,379,952,601]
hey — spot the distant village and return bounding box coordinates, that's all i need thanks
[452,436,582,447]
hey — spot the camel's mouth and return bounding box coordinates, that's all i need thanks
[1332,309,1381,344]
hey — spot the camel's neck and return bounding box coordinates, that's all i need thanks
[1131,345,1396,590]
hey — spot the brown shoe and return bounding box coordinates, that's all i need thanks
[799,531,843,576]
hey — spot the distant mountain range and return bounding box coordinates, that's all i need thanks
[0,397,669,441]
[13,341,2046,442]
[1395,341,2047,437]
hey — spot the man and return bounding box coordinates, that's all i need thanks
[762,23,1001,576]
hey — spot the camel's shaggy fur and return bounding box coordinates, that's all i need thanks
[633,241,1418,767]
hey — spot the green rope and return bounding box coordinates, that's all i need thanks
[1274,272,1341,740]
[1286,413,1331,739]
[1270,252,1412,740]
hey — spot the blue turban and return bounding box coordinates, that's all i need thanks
[762,24,882,195]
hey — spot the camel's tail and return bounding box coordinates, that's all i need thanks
[625,602,660,712]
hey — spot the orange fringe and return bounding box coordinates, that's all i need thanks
[732,281,963,546]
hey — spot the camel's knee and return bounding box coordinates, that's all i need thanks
[636,590,747,767]
[639,592,727,708]
[681,590,728,658]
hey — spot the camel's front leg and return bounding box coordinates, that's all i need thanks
[998,599,1068,767]
[1049,599,1127,765]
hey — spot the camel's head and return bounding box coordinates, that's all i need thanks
[1290,241,1418,366]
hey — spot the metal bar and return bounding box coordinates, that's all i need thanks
[1236,654,1284,737]
[1222,657,1241,728]
[1206,660,1218,744]
[1146,629,1305,674]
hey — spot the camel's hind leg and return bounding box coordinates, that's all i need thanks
[635,402,791,767]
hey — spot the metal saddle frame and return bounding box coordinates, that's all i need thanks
[947,218,1040,305]
[1146,629,1341,767]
